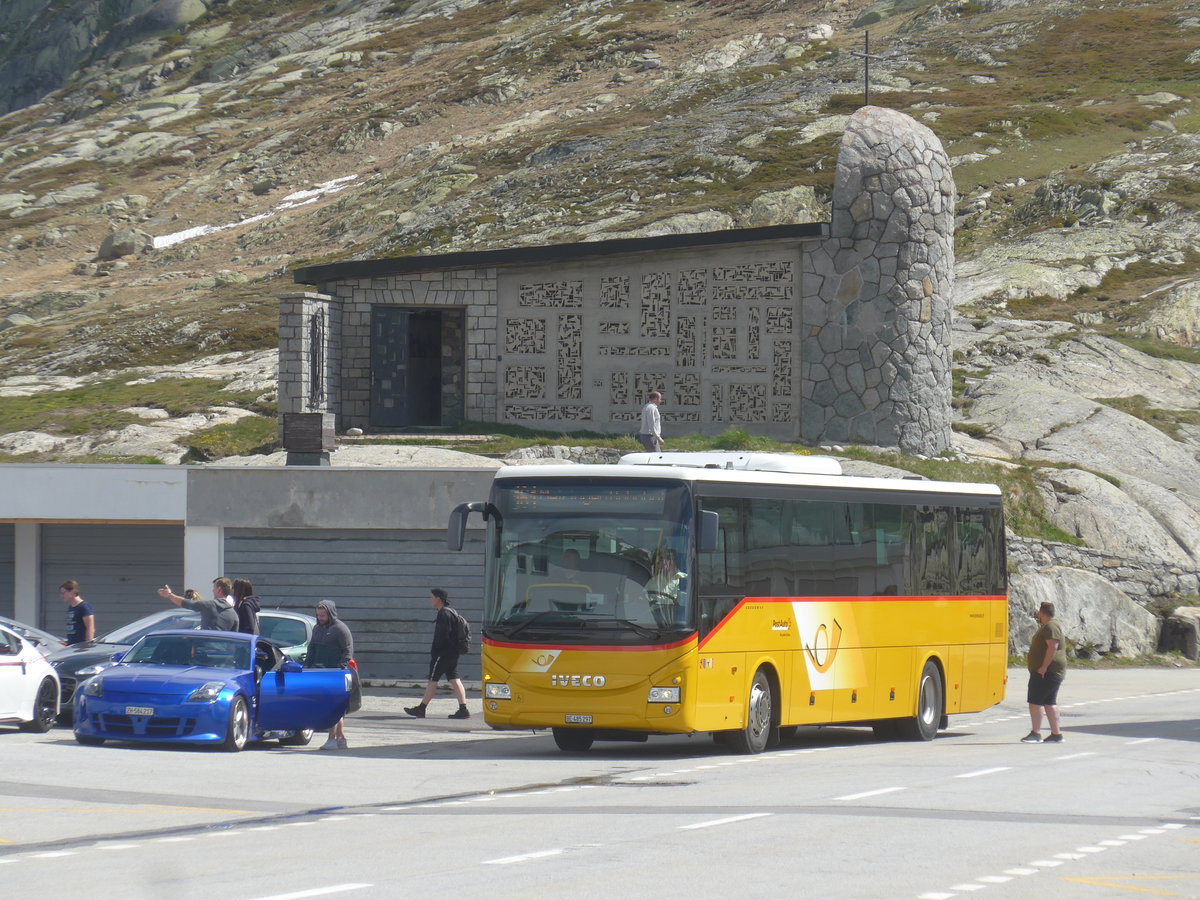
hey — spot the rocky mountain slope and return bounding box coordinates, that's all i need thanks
[2,0,1200,630]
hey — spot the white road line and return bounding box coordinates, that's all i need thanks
[1054,852,1085,860]
[1030,859,1063,868]
[482,849,563,866]
[154,836,194,842]
[1139,828,1165,835]
[1054,752,1093,760]
[244,884,372,900]
[1118,834,1148,841]
[1099,839,1127,847]
[1125,738,1158,745]
[950,883,985,891]
[1163,823,1187,829]
[283,821,317,826]
[1004,868,1038,876]
[97,843,140,850]
[977,875,1011,884]
[834,787,907,801]
[1077,846,1106,853]
[918,893,955,899]
[30,851,75,859]
[679,812,773,831]
[955,766,1011,779]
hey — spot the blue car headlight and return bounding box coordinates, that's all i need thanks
[83,678,104,698]
[77,662,114,677]
[186,682,226,703]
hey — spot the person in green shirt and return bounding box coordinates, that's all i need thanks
[1021,601,1067,743]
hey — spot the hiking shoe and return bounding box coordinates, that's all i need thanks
[319,737,339,750]
[404,705,426,718]
[1043,733,1063,743]
[337,738,348,750]
[448,707,470,720]
[1019,731,1042,743]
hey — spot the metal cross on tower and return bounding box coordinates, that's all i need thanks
[850,31,887,106]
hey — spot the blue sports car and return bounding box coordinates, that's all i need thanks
[73,630,353,751]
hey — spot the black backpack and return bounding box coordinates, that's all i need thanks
[451,609,471,654]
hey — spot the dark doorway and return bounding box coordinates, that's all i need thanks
[370,308,445,428]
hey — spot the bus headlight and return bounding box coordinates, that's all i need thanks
[647,686,680,703]
[485,683,511,700]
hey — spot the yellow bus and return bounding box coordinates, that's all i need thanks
[448,452,1007,753]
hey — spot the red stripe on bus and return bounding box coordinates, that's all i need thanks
[698,594,1007,649]
[483,634,697,653]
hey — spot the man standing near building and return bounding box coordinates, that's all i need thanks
[158,581,238,632]
[60,580,95,645]
[638,390,664,453]
[405,588,470,720]
[1021,601,1067,743]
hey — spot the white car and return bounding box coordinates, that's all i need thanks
[0,622,60,732]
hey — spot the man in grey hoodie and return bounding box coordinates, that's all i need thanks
[306,599,354,750]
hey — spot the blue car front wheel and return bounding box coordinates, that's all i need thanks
[222,696,249,752]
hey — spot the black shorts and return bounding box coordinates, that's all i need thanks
[1027,671,1063,706]
[428,653,460,682]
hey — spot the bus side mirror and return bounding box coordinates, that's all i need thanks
[448,500,488,551]
[698,510,720,553]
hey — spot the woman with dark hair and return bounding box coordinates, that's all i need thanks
[231,578,261,635]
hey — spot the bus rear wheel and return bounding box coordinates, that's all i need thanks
[553,728,594,752]
[898,660,943,741]
[730,668,774,754]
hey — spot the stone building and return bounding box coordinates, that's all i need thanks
[282,107,955,455]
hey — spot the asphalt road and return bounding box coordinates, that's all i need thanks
[1,668,1197,899]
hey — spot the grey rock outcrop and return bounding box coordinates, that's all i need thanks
[805,106,954,455]
[1009,567,1160,658]
[98,228,153,260]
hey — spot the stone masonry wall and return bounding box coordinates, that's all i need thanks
[805,106,955,454]
[1009,535,1200,602]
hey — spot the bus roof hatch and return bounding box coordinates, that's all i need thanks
[618,452,843,476]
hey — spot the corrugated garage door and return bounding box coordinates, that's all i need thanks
[224,528,485,682]
[0,524,13,618]
[40,524,184,637]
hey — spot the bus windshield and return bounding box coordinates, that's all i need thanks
[485,481,693,643]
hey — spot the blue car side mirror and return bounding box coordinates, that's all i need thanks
[110,651,125,663]
[281,660,302,673]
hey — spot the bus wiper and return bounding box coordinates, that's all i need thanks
[600,618,662,639]
[501,610,570,640]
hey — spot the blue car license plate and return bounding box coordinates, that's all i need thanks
[125,706,154,716]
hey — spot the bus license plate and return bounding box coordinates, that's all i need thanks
[564,714,592,724]
[125,706,154,716]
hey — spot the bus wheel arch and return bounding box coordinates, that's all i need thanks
[898,656,944,741]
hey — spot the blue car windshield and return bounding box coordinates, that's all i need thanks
[127,634,250,670]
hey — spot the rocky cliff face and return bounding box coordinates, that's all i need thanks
[1,0,1199,653]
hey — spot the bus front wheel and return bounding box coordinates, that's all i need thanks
[553,728,594,752]
[730,668,774,754]
[898,660,943,741]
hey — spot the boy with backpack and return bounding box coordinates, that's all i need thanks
[405,587,471,720]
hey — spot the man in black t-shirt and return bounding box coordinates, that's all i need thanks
[405,588,470,720]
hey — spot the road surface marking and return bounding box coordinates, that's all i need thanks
[949,883,985,891]
[482,849,564,865]
[977,875,1011,884]
[1118,834,1149,841]
[834,787,907,801]
[1054,752,1094,760]
[1004,868,1038,875]
[1125,738,1158,745]
[1031,859,1064,867]
[245,885,372,900]
[1077,846,1107,853]
[679,812,772,831]
[30,851,75,858]
[955,767,1010,778]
